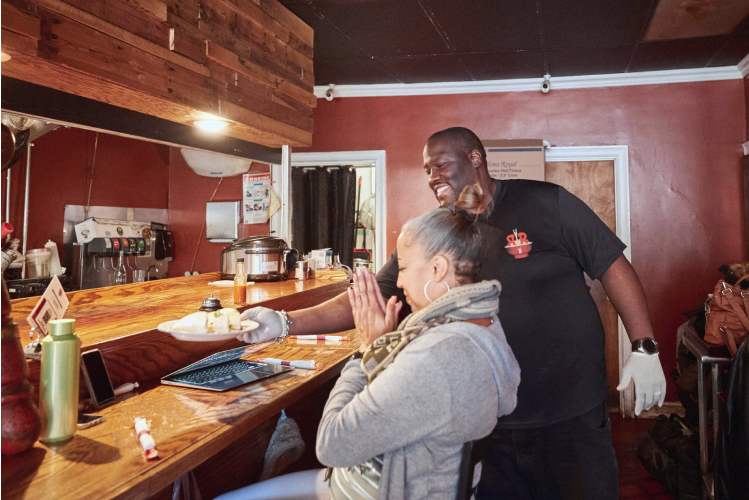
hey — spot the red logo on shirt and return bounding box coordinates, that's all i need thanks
[505,229,533,259]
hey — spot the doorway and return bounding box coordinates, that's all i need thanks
[276,151,387,271]
[545,145,634,416]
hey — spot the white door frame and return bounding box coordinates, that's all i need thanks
[545,145,635,417]
[272,150,387,272]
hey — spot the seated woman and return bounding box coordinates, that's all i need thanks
[216,184,520,500]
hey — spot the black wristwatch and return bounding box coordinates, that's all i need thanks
[351,351,364,361]
[632,338,659,355]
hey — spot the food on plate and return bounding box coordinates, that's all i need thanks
[219,308,241,329]
[171,308,247,334]
[172,311,209,333]
[212,313,230,333]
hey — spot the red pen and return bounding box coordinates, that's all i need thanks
[289,335,350,341]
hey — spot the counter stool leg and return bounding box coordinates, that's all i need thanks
[711,365,721,447]
[697,360,708,500]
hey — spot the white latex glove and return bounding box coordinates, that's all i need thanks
[237,307,284,344]
[616,352,667,416]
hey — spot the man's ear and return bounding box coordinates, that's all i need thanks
[469,149,482,169]
[432,254,449,282]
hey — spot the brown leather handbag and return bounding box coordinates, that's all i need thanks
[705,275,749,356]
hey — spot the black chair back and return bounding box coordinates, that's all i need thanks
[456,438,487,500]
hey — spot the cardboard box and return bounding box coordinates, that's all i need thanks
[74,218,152,244]
[482,139,545,181]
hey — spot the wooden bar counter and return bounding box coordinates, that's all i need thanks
[2,272,358,500]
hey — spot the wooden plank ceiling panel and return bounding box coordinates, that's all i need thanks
[0,0,314,149]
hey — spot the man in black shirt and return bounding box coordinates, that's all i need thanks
[239,127,667,499]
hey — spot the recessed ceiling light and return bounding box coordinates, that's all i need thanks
[1,52,11,62]
[194,120,228,131]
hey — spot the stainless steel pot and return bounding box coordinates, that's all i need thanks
[220,236,298,281]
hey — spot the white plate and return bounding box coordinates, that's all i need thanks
[157,319,259,342]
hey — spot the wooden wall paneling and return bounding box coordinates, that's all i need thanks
[34,0,209,76]
[1,53,293,146]
[287,32,313,60]
[166,0,199,26]
[223,0,291,44]
[274,77,316,108]
[0,27,38,55]
[219,99,311,145]
[1,1,40,39]
[251,45,313,92]
[205,36,315,108]
[36,6,220,113]
[206,39,276,88]
[223,79,314,131]
[271,90,315,116]
[1,0,315,149]
[209,60,272,101]
[169,26,207,63]
[200,0,314,97]
[200,0,275,56]
[276,37,313,75]
[130,0,168,22]
[255,0,313,47]
[61,0,172,47]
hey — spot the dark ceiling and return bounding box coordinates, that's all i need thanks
[279,0,749,86]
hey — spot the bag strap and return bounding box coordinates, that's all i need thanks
[734,273,749,287]
[719,326,738,357]
[720,282,749,332]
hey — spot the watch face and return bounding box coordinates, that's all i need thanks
[642,338,658,354]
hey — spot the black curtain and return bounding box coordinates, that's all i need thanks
[291,166,356,267]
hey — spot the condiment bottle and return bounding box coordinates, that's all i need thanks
[44,240,62,276]
[39,319,81,443]
[234,258,247,305]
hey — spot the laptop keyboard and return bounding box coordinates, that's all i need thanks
[172,360,263,385]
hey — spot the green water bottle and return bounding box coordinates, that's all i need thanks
[39,319,81,443]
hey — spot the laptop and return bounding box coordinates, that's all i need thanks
[161,346,293,392]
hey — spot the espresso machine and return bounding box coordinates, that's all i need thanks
[71,218,172,290]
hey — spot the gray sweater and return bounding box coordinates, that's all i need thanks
[316,317,520,499]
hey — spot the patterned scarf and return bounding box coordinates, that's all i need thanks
[360,280,501,383]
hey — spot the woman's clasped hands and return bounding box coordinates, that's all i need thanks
[347,268,402,349]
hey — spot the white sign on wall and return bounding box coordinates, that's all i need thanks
[243,173,271,224]
[483,139,545,181]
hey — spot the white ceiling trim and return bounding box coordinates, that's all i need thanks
[739,52,749,77]
[315,66,743,99]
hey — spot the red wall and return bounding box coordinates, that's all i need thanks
[1,127,170,261]
[301,80,747,401]
[745,76,749,141]
[167,150,270,277]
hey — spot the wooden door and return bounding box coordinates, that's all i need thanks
[545,161,621,410]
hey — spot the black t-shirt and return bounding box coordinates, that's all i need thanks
[377,179,626,428]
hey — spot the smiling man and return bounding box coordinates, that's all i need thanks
[423,127,497,209]
[404,127,667,500]
[237,126,667,500]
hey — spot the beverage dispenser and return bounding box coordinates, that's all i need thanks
[71,218,171,290]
